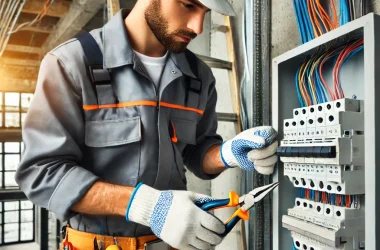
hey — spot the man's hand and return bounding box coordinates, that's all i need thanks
[126,184,225,250]
[220,126,278,175]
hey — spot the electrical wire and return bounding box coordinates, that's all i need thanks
[0,0,26,57]
[8,0,55,35]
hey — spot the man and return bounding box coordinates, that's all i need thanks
[15,0,278,249]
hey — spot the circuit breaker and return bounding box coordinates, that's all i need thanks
[278,98,365,250]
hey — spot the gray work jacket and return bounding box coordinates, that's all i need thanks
[15,9,222,236]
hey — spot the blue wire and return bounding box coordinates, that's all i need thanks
[332,194,335,206]
[293,0,306,44]
[340,0,350,25]
[299,0,314,42]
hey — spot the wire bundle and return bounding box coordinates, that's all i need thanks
[294,0,367,44]
[299,188,360,208]
[293,0,338,44]
[295,37,363,107]
[340,0,366,25]
[8,0,54,35]
[332,38,364,99]
[0,0,26,56]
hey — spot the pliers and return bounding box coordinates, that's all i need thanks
[199,182,279,237]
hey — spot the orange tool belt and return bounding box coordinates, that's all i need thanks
[60,225,175,250]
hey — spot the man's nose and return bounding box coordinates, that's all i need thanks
[187,13,205,35]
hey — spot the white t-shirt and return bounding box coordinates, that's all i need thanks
[134,50,169,88]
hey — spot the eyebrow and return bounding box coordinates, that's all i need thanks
[187,0,211,12]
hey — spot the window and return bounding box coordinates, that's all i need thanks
[0,92,33,128]
[0,92,36,246]
[0,200,35,245]
[1,142,21,189]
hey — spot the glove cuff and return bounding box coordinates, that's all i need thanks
[221,140,237,168]
[126,184,161,226]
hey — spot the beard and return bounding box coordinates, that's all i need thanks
[144,0,197,53]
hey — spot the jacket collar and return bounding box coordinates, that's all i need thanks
[102,9,134,68]
[102,9,198,79]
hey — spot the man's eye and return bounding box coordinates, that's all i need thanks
[182,2,195,9]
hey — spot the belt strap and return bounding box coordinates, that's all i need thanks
[61,226,159,250]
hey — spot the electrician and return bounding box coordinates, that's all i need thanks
[15,0,278,249]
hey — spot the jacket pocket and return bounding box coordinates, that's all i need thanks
[169,118,197,145]
[85,116,141,147]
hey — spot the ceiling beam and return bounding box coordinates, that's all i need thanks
[13,24,53,34]
[5,44,42,54]
[41,0,105,54]
[22,0,71,18]
[0,78,37,93]
[0,58,40,67]
[0,65,39,80]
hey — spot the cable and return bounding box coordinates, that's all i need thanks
[8,0,55,35]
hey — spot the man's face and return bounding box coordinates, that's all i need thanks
[145,0,209,53]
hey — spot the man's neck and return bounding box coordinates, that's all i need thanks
[124,4,167,57]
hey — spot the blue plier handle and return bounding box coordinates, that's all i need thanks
[199,182,279,237]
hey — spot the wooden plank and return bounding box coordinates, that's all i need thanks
[196,54,232,70]
[0,58,40,67]
[22,0,71,18]
[41,0,105,54]
[13,23,53,34]
[5,44,41,54]
[0,78,37,93]
[216,112,238,122]
[225,16,242,133]
[107,0,120,20]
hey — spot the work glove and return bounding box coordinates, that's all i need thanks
[126,183,225,250]
[220,126,278,175]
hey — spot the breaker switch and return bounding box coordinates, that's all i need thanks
[277,146,337,158]
[290,147,299,157]
[320,146,336,158]
[305,147,314,157]
[312,146,323,157]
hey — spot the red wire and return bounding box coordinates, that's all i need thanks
[333,39,364,99]
[319,50,337,100]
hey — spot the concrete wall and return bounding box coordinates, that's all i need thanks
[271,0,380,59]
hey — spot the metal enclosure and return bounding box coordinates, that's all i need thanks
[271,13,380,250]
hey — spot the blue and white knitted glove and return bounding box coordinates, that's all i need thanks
[126,183,225,250]
[220,126,278,175]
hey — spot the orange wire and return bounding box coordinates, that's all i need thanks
[311,0,325,36]
[330,0,339,28]
[307,0,319,37]
[316,0,333,31]
[299,59,312,106]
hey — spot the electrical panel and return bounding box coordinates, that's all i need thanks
[278,98,365,250]
[271,13,380,250]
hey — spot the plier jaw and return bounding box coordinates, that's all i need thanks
[239,182,280,212]
[199,182,279,237]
